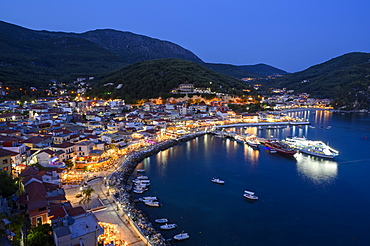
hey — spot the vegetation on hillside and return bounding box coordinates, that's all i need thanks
[87,59,255,103]
[269,52,370,110]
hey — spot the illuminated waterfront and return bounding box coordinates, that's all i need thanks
[133,111,370,245]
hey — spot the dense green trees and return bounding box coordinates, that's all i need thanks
[87,59,254,103]
[27,224,54,246]
[0,171,18,198]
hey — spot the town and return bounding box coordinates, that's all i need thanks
[0,81,331,246]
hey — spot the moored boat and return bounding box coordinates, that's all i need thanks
[265,139,297,155]
[283,136,339,159]
[160,223,177,230]
[144,200,161,207]
[173,232,190,241]
[246,137,260,149]
[155,218,169,224]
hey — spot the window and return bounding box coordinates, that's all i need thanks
[3,166,8,171]
[2,159,8,164]
[36,217,42,225]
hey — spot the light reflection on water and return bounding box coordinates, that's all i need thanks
[295,152,338,184]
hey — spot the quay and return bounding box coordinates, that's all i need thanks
[214,121,310,129]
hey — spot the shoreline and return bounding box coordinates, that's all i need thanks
[107,132,206,245]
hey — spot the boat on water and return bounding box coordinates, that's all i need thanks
[155,218,168,224]
[160,223,177,230]
[234,135,245,144]
[142,196,157,201]
[173,232,190,241]
[309,125,316,129]
[137,175,149,180]
[265,139,297,155]
[246,137,260,149]
[144,200,160,207]
[137,169,145,173]
[211,177,225,184]
[244,190,258,200]
[283,136,339,159]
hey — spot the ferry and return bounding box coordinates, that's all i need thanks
[264,139,297,156]
[283,136,339,159]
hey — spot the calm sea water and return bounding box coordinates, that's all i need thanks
[134,110,370,246]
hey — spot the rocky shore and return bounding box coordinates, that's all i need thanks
[108,132,206,245]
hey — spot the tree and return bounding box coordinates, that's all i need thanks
[0,171,18,198]
[27,224,54,246]
[79,186,95,209]
[64,159,74,170]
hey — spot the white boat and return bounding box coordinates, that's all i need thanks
[246,138,260,149]
[137,169,145,173]
[144,200,160,207]
[283,136,339,159]
[160,223,177,230]
[155,218,168,224]
[309,125,316,129]
[269,149,277,153]
[143,196,157,201]
[173,232,190,241]
[244,190,258,200]
[211,177,225,184]
[137,175,149,180]
[133,189,145,194]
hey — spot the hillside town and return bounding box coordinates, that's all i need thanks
[0,91,330,246]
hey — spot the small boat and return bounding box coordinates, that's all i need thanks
[144,200,160,207]
[244,190,258,200]
[269,149,277,153]
[133,189,145,194]
[143,196,157,201]
[173,232,190,241]
[137,169,145,173]
[211,177,225,184]
[160,223,177,230]
[309,125,316,129]
[246,138,260,149]
[155,218,169,224]
[326,126,332,130]
[137,175,149,180]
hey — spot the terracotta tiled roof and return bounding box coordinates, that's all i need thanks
[19,166,39,177]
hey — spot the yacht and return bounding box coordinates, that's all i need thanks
[283,136,339,159]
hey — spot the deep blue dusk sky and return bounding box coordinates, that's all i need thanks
[1,0,369,72]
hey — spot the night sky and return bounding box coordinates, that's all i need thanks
[1,0,369,72]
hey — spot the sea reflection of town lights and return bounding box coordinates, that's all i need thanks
[244,145,259,165]
[295,153,338,184]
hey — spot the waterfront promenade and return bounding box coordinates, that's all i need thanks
[65,158,148,246]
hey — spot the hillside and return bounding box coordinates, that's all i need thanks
[0,20,203,89]
[237,64,288,76]
[271,52,370,109]
[203,63,260,79]
[87,59,254,103]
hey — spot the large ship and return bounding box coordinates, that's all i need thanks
[283,136,339,159]
[264,139,297,155]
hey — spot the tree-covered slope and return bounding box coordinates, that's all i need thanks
[271,52,370,109]
[88,59,253,103]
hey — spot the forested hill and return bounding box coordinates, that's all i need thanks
[87,59,254,103]
[270,52,370,110]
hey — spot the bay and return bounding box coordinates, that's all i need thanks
[134,110,370,246]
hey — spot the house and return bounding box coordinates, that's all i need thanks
[75,141,94,157]
[0,148,17,174]
[52,142,75,161]
[0,113,25,122]
[34,149,65,168]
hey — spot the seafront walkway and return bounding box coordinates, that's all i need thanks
[65,157,148,246]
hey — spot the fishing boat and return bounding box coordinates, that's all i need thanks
[283,136,339,159]
[155,218,169,224]
[173,232,190,241]
[142,196,157,201]
[160,223,177,230]
[244,190,259,200]
[265,139,297,155]
[211,177,225,184]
